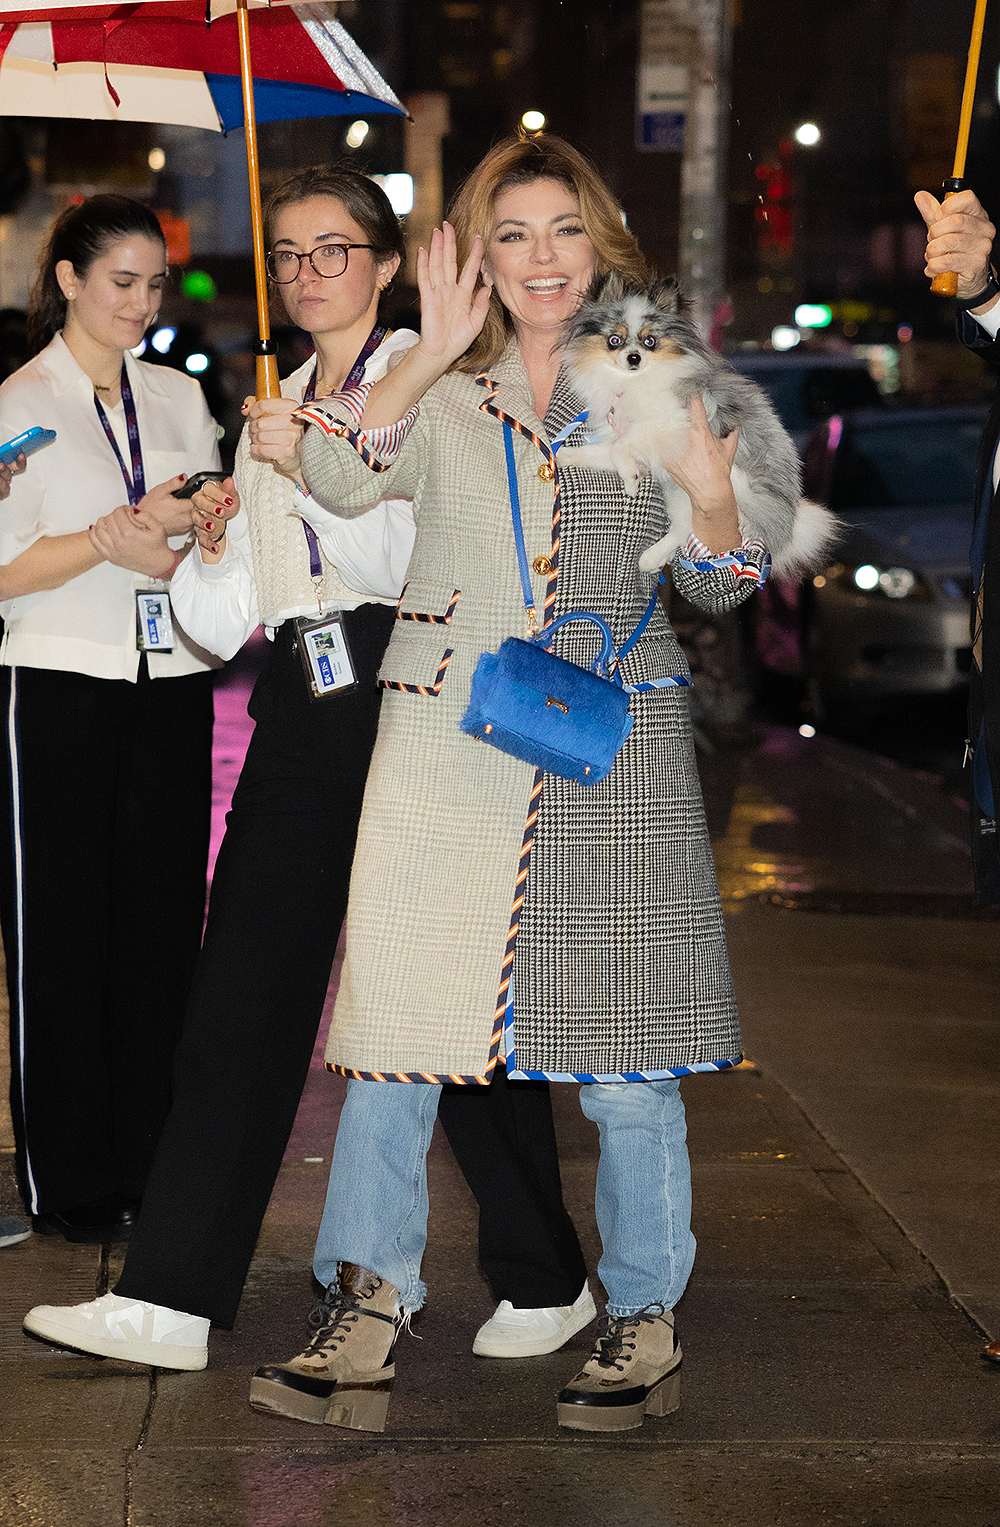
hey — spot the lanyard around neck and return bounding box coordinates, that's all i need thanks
[93,361,145,506]
[299,324,387,584]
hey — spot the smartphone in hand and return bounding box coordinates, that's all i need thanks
[0,427,56,466]
[172,470,229,499]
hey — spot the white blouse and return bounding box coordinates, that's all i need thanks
[0,332,223,682]
[170,331,418,662]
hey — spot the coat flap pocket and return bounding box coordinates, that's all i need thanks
[378,626,455,695]
[395,583,461,624]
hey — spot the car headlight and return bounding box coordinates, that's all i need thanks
[815,562,933,602]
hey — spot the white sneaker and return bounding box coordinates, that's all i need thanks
[23,1292,209,1371]
[473,1283,597,1358]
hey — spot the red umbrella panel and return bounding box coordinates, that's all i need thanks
[0,0,406,394]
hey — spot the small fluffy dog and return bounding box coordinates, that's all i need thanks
[557,273,837,575]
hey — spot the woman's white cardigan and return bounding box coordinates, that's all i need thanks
[171,332,418,661]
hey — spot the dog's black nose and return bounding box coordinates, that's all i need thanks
[626,351,641,368]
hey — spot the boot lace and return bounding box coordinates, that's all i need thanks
[591,1304,669,1373]
[302,1284,395,1356]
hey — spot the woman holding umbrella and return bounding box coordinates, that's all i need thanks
[23,165,591,1373]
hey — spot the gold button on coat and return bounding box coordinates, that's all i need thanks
[537,462,555,482]
[532,555,553,576]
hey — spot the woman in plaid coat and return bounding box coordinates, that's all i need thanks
[245,136,810,1434]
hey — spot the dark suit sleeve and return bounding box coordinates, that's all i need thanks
[959,308,1000,359]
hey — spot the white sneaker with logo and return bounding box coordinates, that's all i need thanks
[473,1283,597,1358]
[23,1292,209,1370]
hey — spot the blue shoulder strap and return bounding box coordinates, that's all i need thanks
[501,420,662,657]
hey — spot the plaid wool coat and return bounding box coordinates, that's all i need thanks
[300,341,771,1084]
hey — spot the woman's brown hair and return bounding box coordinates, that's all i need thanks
[27,195,165,357]
[448,132,649,374]
[263,163,405,281]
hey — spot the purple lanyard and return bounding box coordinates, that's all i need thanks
[300,325,387,580]
[93,362,145,506]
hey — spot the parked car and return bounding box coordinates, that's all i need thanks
[730,351,883,449]
[753,406,984,719]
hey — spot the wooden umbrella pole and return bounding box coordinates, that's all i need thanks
[236,0,280,397]
[932,0,990,297]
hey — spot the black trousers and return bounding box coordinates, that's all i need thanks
[116,610,585,1327]
[0,660,214,1215]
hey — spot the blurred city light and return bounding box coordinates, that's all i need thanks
[770,326,801,351]
[880,567,916,599]
[798,724,817,738]
[130,340,147,357]
[148,147,166,173]
[794,122,821,146]
[151,326,176,354]
[853,564,880,591]
[345,120,370,149]
[521,110,546,131]
[897,323,913,342]
[181,270,218,303]
[185,352,209,374]
[794,303,832,329]
[371,173,413,215]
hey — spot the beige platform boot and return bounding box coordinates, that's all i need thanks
[556,1304,682,1432]
[249,1263,401,1431]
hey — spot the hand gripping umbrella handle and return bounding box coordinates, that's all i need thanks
[931,0,989,298]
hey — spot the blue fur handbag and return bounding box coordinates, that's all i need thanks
[461,609,634,785]
[459,420,655,786]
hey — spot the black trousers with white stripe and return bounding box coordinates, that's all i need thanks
[0,660,214,1216]
[114,611,586,1328]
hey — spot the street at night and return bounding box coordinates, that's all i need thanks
[1,1,1000,1523]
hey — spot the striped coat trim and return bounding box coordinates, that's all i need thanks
[378,648,454,696]
[295,400,418,472]
[326,1063,495,1084]
[474,372,567,1085]
[395,588,461,624]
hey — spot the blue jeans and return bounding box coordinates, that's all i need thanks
[313,1076,696,1317]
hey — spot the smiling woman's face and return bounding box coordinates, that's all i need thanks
[483,177,597,336]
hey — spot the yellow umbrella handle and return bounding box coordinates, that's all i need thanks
[931,177,966,298]
[931,0,989,298]
[236,0,281,399]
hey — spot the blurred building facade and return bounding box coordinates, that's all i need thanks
[0,0,994,381]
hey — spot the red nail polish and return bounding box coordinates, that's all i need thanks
[224,497,233,506]
[205,520,214,531]
[132,506,140,515]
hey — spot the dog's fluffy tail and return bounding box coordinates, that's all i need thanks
[770,499,841,579]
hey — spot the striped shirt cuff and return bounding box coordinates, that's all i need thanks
[295,381,419,465]
[678,533,771,584]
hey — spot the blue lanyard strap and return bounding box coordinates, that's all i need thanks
[93,362,145,506]
[503,422,538,631]
[299,324,388,582]
[502,418,667,670]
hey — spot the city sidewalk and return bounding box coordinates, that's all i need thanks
[1,705,998,1526]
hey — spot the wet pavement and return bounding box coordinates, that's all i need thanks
[2,675,999,1526]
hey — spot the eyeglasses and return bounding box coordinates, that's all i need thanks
[265,243,374,284]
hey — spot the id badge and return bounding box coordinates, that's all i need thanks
[295,611,357,700]
[135,589,175,653]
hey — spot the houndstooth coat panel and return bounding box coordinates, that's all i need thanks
[300,340,762,1083]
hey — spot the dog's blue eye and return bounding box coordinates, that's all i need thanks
[641,335,657,349]
[608,335,624,348]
